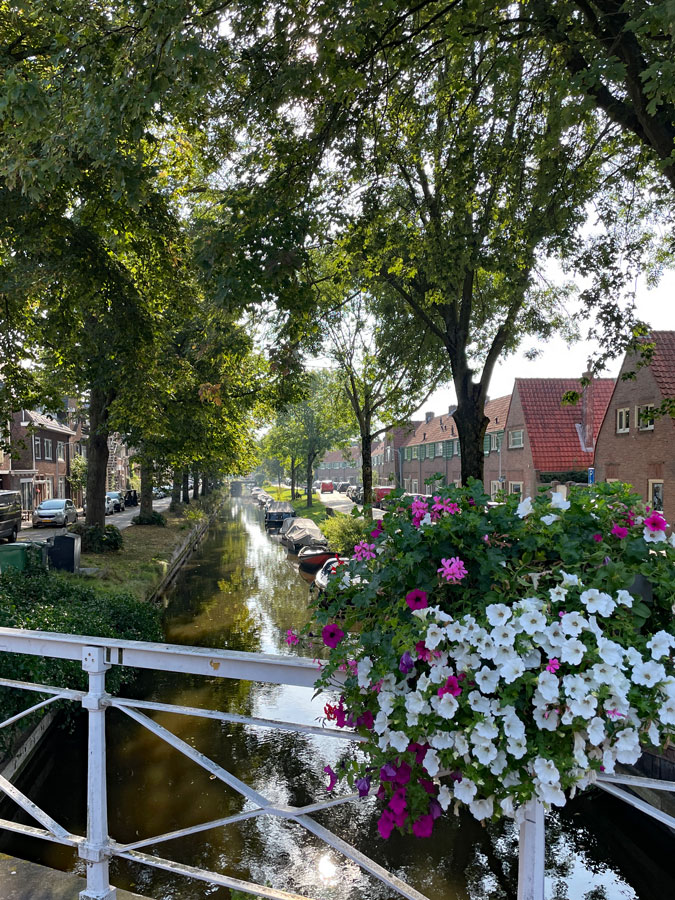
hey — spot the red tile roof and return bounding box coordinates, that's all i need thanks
[647,331,675,401]
[515,378,614,471]
[402,395,512,446]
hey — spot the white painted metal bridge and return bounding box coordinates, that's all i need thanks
[0,628,672,900]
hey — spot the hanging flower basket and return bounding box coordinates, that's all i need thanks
[309,481,675,839]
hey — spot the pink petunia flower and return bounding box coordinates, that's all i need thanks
[285,629,299,646]
[437,557,468,583]
[323,765,338,791]
[592,533,603,542]
[546,658,560,673]
[611,524,628,539]
[412,814,434,838]
[322,624,345,648]
[432,497,460,516]
[645,511,668,532]
[438,675,462,697]
[405,589,428,610]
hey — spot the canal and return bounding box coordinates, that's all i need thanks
[2,497,674,899]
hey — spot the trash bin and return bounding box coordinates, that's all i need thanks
[0,542,29,573]
[48,533,81,573]
[22,540,52,569]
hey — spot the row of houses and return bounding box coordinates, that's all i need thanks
[0,405,131,513]
[314,331,675,524]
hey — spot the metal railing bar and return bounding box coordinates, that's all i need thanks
[116,847,320,900]
[0,816,82,847]
[117,705,270,807]
[598,772,675,792]
[0,677,85,700]
[293,813,432,900]
[291,791,365,816]
[0,773,72,839]
[0,628,333,688]
[114,807,265,853]
[597,782,675,830]
[0,694,63,730]
[110,696,365,742]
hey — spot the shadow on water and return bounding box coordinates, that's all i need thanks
[1,498,674,899]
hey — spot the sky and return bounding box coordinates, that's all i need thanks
[416,268,675,416]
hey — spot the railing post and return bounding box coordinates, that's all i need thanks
[79,646,116,900]
[517,797,545,900]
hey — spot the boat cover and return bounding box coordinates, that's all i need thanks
[266,502,295,514]
[282,518,327,548]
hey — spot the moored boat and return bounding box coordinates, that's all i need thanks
[297,544,335,571]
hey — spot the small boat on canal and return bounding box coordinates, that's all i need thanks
[280,517,327,554]
[264,501,296,532]
[297,544,335,571]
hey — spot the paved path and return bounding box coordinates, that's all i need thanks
[318,491,384,519]
[0,854,151,900]
[19,497,172,541]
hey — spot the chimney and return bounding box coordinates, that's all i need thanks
[425,411,434,424]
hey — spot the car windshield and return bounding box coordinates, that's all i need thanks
[40,500,65,509]
[106,492,120,498]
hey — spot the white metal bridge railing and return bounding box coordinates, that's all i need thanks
[0,627,672,900]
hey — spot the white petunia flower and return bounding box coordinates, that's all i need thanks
[597,637,624,667]
[416,673,431,694]
[616,589,634,608]
[632,660,667,687]
[378,691,395,715]
[430,730,454,750]
[468,691,492,715]
[560,612,587,637]
[357,656,373,688]
[560,570,581,587]
[507,736,527,758]
[491,624,516,647]
[647,721,660,746]
[586,716,606,746]
[537,671,560,702]
[423,748,440,776]
[549,586,568,603]
[469,796,494,820]
[614,728,641,764]
[580,588,615,617]
[533,756,560,784]
[544,622,566,647]
[446,621,467,641]
[438,785,453,811]
[472,741,498,765]
[646,631,674,661]
[486,603,512,626]
[490,751,508,775]
[501,657,526,683]
[517,497,534,518]
[591,663,619,686]
[533,705,559,731]
[389,730,410,753]
[658,698,675,726]
[644,526,666,543]
[536,780,566,806]
[454,732,470,755]
[431,692,459,720]
[520,610,547,635]
[476,666,500,693]
[374,711,390,735]
[568,694,597,718]
[550,492,571,510]
[541,514,559,526]
[561,638,586,665]
[405,692,427,716]
[454,778,478,803]
[425,623,445,650]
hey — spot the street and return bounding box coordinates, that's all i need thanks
[18,496,173,541]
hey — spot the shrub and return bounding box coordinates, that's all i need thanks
[310,481,675,839]
[321,513,371,555]
[131,511,167,527]
[0,562,161,752]
[68,523,124,553]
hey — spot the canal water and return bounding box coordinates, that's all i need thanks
[2,498,674,899]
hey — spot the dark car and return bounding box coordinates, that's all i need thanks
[32,498,78,528]
[0,491,21,542]
[336,482,350,493]
[105,491,125,512]
[124,489,139,507]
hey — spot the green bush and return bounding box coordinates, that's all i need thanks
[321,513,371,555]
[68,522,124,552]
[131,511,167,527]
[0,563,162,753]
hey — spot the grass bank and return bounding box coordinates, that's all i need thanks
[68,499,217,601]
[265,485,327,527]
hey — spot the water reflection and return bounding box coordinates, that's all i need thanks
[1,497,673,899]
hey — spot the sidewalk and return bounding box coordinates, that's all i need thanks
[318,491,384,520]
[0,854,151,900]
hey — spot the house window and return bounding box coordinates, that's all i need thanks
[404,478,411,492]
[649,480,664,512]
[637,404,655,431]
[34,437,41,460]
[412,446,418,459]
[386,447,391,462]
[455,440,461,456]
[616,408,630,433]
[508,430,524,449]
[412,480,418,494]
[509,482,523,495]
[57,441,65,461]
[490,480,501,500]
[490,432,503,451]
[58,476,66,498]
[44,439,53,460]
[425,483,432,496]
[436,442,444,457]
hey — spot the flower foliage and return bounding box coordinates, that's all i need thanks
[310,481,675,838]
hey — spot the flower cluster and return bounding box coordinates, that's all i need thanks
[311,481,675,838]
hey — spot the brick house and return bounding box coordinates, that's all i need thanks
[595,331,675,523]
[314,445,362,485]
[372,424,422,487]
[0,410,77,511]
[398,396,512,495]
[500,378,614,500]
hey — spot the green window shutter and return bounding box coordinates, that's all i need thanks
[455,440,461,456]
[483,434,491,456]
[419,444,425,460]
[444,440,453,459]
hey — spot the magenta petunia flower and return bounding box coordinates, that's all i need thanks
[285,629,299,646]
[645,511,668,532]
[438,675,462,697]
[437,557,468,583]
[611,524,628,539]
[592,533,603,542]
[377,809,395,839]
[388,787,407,816]
[322,624,345,648]
[353,540,376,561]
[546,658,560,673]
[412,814,434,838]
[323,765,338,791]
[405,589,428,610]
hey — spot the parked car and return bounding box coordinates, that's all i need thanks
[124,489,139,507]
[346,484,362,500]
[373,485,396,508]
[0,491,21,542]
[106,491,125,512]
[336,482,350,493]
[32,498,78,528]
[320,481,334,493]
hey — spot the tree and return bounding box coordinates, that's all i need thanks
[320,266,452,510]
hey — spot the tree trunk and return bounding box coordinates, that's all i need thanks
[85,386,110,527]
[182,469,190,503]
[192,467,200,500]
[306,452,315,507]
[171,468,181,507]
[360,430,374,521]
[140,462,153,518]
[453,385,489,486]
[202,475,210,496]
[290,455,296,500]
